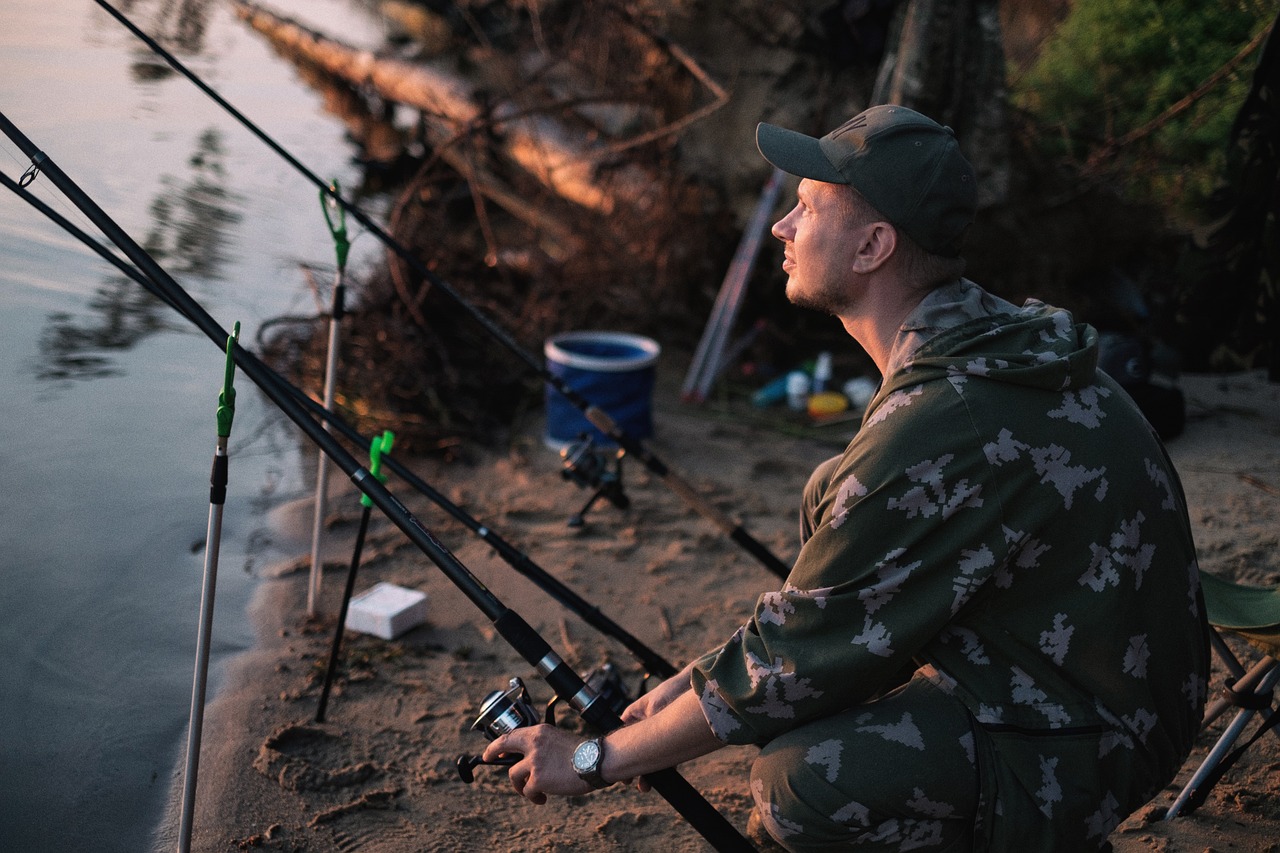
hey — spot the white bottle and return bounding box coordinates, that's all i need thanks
[843,376,878,409]
[786,371,811,411]
[812,351,832,394]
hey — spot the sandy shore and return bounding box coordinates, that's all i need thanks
[156,366,1280,852]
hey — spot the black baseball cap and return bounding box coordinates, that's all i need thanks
[757,105,976,256]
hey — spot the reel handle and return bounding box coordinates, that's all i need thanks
[456,753,520,784]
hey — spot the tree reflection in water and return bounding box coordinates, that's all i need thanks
[37,126,242,380]
[124,0,213,82]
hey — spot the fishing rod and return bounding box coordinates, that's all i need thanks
[93,0,791,581]
[0,111,753,852]
[0,169,679,682]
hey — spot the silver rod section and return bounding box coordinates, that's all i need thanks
[178,441,228,852]
[307,277,343,616]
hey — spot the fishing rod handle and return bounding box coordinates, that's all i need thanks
[209,440,229,506]
[660,468,789,579]
[729,529,791,580]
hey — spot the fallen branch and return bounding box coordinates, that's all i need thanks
[1238,472,1280,497]
[231,0,653,213]
[1084,20,1274,173]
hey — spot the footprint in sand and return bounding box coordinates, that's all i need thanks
[253,723,381,792]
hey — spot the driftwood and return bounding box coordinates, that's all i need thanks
[231,0,653,214]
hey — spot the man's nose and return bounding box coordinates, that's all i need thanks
[772,208,795,241]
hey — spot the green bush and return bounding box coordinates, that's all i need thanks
[1012,0,1273,222]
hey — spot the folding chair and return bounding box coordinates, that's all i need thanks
[1166,571,1280,818]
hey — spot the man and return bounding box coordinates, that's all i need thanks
[485,105,1209,851]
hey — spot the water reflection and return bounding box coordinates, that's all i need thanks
[2,1,375,848]
[151,128,243,275]
[38,280,171,381]
[122,0,215,82]
[36,126,241,380]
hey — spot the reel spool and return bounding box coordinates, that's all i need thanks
[470,677,541,740]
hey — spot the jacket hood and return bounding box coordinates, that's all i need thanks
[886,299,1101,396]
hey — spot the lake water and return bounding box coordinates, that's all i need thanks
[0,1,392,849]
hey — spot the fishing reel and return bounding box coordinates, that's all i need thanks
[456,676,541,783]
[455,664,634,783]
[559,433,629,527]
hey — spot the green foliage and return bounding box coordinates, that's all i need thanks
[1012,0,1274,222]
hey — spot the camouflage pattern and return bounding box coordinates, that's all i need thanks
[694,280,1210,851]
[750,671,980,852]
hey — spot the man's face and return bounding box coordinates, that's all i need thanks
[771,179,868,315]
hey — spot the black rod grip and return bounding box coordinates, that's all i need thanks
[209,452,229,506]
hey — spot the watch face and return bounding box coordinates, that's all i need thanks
[573,740,601,772]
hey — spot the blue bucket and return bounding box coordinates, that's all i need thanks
[544,331,661,450]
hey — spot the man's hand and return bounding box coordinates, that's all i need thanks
[482,724,591,805]
[621,663,694,724]
[482,677,724,805]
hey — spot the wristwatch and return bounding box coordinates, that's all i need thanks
[571,736,609,789]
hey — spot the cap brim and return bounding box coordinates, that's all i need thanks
[756,123,845,184]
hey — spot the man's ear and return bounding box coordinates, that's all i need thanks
[851,222,896,273]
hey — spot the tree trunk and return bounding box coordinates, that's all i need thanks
[872,0,1010,210]
[1172,14,1280,378]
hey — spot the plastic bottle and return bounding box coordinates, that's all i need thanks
[751,373,792,407]
[843,376,879,409]
[812,351,832,394]
[786,371,811,411]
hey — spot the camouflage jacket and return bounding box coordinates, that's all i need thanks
[692,280,1209,848]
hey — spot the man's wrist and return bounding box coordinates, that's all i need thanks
[571,735,610,789]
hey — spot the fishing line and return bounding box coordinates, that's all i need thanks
[0,167,678,680]
[0,111,752,851]
[92,0,791,580]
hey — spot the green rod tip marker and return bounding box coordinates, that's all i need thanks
[361,430,395,508]
[216,321,240,438]
[321,179,350,272]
